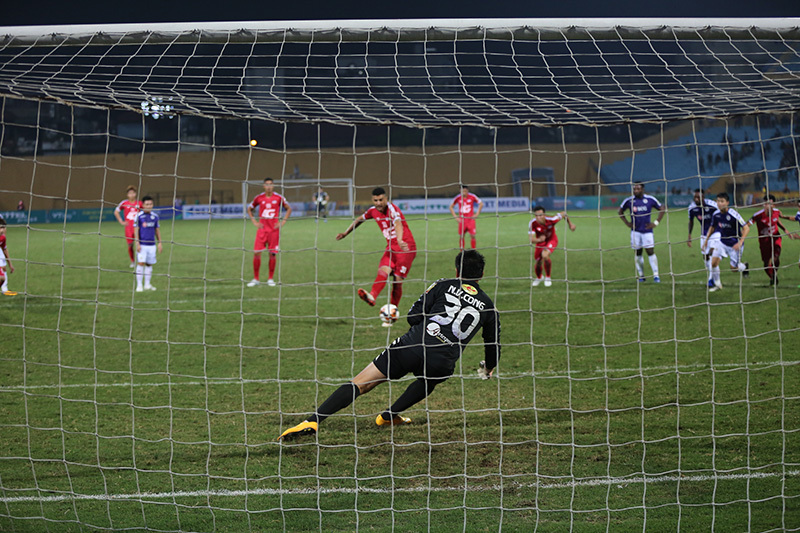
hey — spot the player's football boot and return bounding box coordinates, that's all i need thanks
[544,278,552,287]
[2,291,17,296]
[381,322,393,328]
[376,414,412,426]
[246,279,259,287]
[531,277,543,287]
[653,276,661,283]
[638,277,646,283]
[742,263,749,278]
[707,279,715,289]
[709,280,723,292]
[277,420,318,442]
[145,285,156,291]
[357,288,376,306]
[135,286,144,293]
[266,279,277,287]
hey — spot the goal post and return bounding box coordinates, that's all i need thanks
[0,18,799,532]
[242,178,355,218]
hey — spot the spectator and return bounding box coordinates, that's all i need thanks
[16,200,24,211]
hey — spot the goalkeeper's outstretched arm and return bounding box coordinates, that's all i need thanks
[481,307,501,377]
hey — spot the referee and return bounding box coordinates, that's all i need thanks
[278,249,501,441]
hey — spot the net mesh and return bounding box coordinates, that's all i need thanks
[0,20,799,532]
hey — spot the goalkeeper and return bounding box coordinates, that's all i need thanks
[278,249,501,441]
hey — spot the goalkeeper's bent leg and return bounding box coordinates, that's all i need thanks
[379,378,439,422]
[307,382,361,424]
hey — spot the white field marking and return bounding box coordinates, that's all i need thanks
[0,359,796,393]
[0,280,750,308]
[0,469,796,504]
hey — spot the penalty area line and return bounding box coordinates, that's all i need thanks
[1,469,797,504]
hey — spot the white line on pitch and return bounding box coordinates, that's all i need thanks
[0,280,766,308]
[0,469,796,504]
[0,359,796,393]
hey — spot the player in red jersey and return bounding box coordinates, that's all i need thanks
[746,194,794,286]
[0,217,17,296]
[449,185,484,249]
[114,185,143,267]
[529,206,575,287]
[247,178,292,287]
[337,187,416,313]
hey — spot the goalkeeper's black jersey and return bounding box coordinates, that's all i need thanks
[404,278,501,370]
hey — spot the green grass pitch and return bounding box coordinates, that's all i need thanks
[0,209,799,531]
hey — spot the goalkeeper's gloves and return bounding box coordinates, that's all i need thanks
[477,360,492,380]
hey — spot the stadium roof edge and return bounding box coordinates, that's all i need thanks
[1,18,799,44]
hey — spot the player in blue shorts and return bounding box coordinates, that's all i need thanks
[619,182,665,282]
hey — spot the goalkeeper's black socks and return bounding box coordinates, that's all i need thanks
[307,382,360,424]
[381,378,437,421]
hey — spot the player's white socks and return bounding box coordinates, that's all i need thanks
[1,279,7,292]
[736,262,747,272]
[648,255,659,277]
[635,255,645,277]
[144,266,153,287]
[712,265,721,284]
[135,265,144,288]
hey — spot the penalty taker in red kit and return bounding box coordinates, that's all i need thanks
[278,249,501,442]
[336,187,416,308]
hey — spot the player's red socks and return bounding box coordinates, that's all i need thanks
[253,255,261,280]
[268,254,276,279]
[535,262,543,278]
[390,282,403,306]
[371,270,389,298]
[544,258,552,277]
[470,237,476,249]
[128,246,135,262]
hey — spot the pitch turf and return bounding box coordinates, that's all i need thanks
[0,210,799,531]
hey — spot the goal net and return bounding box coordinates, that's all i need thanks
[0,19,799,531]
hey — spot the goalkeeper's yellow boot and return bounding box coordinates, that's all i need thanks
[3,291,17,296]
[277,420,318,442]
[376,413,411,426]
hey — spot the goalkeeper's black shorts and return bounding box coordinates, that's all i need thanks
[372,335,455,383]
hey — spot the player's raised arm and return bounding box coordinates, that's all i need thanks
[336,217,364,240]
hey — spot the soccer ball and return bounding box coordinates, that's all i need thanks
[379,304,398,325]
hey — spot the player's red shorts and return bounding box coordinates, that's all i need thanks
[125,224,135,245]
[378,248,416,279]
[534,237,558,260]
[458,218,477,235]
[254,227,280,253]
[758,236,781,263]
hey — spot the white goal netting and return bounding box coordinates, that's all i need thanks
[0,19,799,531]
